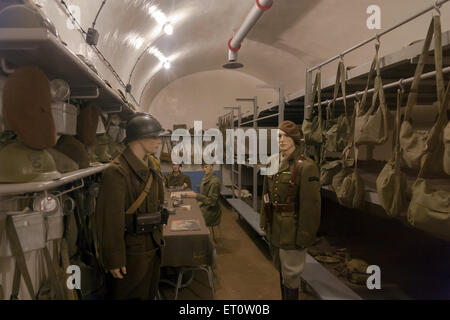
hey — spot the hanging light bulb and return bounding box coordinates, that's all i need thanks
[163,23,174,35]
[163,61,171,69]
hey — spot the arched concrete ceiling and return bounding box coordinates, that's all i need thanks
[37,0,450,113]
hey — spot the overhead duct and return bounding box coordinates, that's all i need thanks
[223,0,273,69]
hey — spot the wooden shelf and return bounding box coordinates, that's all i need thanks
[0,28,133,115]
[0,164,109,196]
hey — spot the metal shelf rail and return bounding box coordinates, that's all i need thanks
[0,28,134,116]
[304,0,450,117]
[0,165,108,196]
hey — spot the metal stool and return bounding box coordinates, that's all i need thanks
[174,265,216,300]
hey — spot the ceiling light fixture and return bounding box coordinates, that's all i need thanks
[148,47,171,70]
[163,23,174,35]
[148,5,174,36]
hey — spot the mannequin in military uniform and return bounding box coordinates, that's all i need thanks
[260,121,321,300]
[94,114,166,300]
[185,164,221,227]
[164,163,192,189]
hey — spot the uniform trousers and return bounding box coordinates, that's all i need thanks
[270,246,306,289]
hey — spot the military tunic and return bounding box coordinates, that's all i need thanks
[94,147,164,300]
[164,172,192,189]
[196,172,222,227]
[260,146,321,250]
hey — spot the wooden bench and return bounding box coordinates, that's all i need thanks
[227,198,265,236]
[301,254,362,300]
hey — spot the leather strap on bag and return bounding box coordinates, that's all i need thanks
[6,216,36,300]
[393,88,404,163]
[60,239,78,300]
[405,15,444,121]
[286,159,304,205]
[331,60,348,119]
[359,44,379,116]
[309,71,322,123]
[125,172,154,215]
[42,245,66,300]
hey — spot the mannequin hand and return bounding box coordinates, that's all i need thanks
[185,191,197,198]
[109,267,127,279]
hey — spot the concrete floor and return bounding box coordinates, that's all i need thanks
[159,201,293,300]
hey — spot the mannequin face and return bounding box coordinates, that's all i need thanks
[172,164,180,173]
[278,130,295,152]
[202,164,213,175]
[140,137,161,154]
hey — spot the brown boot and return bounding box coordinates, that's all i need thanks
[284,287,299,300]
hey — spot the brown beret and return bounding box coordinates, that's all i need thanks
[278,121,302,145]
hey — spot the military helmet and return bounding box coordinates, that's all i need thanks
[0,141,62,183]
[125,113,167,143]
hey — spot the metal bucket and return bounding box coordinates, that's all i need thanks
[51,102,78,135]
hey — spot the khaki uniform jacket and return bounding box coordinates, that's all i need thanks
[94,147,164,270]
[260,146,321,250]
[164,172,192,189]
[196,173,222,227]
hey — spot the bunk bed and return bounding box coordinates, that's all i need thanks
[219,1,450,300]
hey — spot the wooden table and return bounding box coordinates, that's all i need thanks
[161,190,214,267]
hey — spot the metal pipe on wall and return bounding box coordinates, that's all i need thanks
[227,0,273,62]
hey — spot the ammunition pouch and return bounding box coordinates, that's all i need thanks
[125,209,169,234]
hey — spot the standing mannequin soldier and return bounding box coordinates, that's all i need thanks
[164,162,192,189]
[260,121,321,300]
[94,114,167,300]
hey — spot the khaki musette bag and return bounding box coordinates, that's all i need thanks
[354,43,389,147]
[302,71,324,146]
[376,89,408,217]
[400,15,447,174]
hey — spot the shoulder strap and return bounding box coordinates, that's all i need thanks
[359,44,379,115]
[331,60,348,119]
[41,244,66,300]
[6,216,36,300]
[286,159,304,204]
[125,172,154,215]
[309,71,322,123]
[405,15,443,121]
[393,88,404,162]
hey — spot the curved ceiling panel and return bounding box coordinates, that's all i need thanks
[37,0,450,114]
